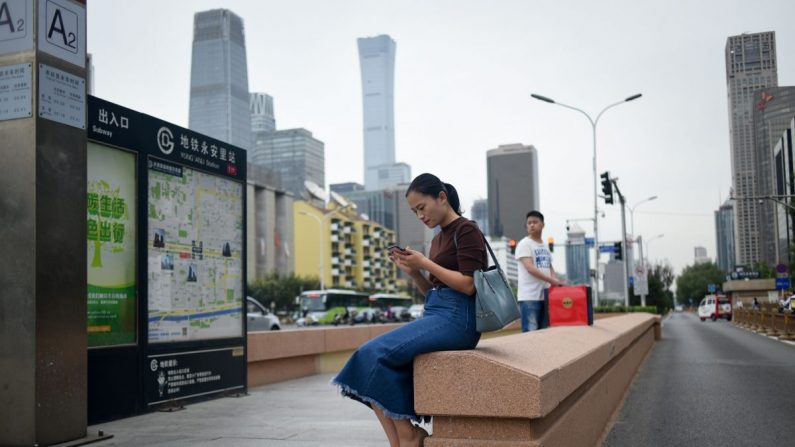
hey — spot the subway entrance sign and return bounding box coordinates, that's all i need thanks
[87,96,247,423]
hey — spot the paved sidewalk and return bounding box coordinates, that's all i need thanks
[89,374,406,446]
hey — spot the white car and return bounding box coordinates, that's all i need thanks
[247,297,281,331]
[697,295,732,322]
[408,304,425,320]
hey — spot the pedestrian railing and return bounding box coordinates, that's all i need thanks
[733,306,795,341]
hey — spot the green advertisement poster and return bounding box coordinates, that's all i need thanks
[87,142,137,347]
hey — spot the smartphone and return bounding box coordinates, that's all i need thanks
[387,244,408,255]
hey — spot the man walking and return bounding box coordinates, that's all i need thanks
[515,211,562,332]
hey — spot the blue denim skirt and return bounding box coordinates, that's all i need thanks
[331,286,481,422]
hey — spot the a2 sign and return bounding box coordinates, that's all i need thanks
[0,0,86,67]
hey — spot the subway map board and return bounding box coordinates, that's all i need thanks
[147,158,244,343]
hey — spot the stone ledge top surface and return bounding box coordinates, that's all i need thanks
[414,313,658,418]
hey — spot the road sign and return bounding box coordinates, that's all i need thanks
[730,271,760,280]
[776,263,788,274]
[37,0,86,67]
[707,283,717,293]
[633,265,648,296]
[599,245,615,254]
[585,237,594,247]
[0,0,33,55]
[775,277,790,290]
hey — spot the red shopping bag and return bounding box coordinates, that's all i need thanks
[544,285,593,326]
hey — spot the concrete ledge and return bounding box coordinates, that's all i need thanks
[413,313,660,446]
[247,324,402,386]
[245,313,643,388]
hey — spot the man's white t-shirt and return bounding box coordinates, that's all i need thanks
[515,236,552,301]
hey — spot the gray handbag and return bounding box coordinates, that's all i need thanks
[455,225,520,332]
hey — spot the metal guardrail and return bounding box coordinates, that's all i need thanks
[733,306,795,341]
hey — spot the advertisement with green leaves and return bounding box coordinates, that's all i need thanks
[87,142,137,347]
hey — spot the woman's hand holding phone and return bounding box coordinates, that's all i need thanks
[389,245,427,274]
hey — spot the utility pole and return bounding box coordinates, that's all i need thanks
[611,177,630,307]
[638,235,647,306]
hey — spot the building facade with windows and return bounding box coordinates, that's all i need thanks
[251,128,324,199]
[487,144,540,242]
[293,201,396,292]
[715,198,737,273]
[358,35,411,190]
[725,31,778,265]
[189,9,252,150]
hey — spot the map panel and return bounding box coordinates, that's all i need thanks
[147,160,243,343]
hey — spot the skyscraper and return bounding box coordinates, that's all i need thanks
[725,31,778,266]
[189,9,252,150]
[694,246,710,264]
[358,35,411,190]
[251,128,324,199]
[715,198,736,273]
[773,118,795,264]
[250,93,276,134]
[470,199,489,236]
[752,87,795,265]
[487,144,540,242]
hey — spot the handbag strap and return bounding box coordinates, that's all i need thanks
[453,220,502,271]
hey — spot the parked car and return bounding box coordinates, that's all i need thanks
[408,304,425,320]
[352,308,386,324]
[386,306,409,322]
[698,294,732,322]
[246,297,281,331]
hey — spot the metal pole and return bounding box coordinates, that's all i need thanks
[530,93,641,306]
[619,190,630,307]
[319,217,324,291]
[592,121,599,305]
[638,235,646,306]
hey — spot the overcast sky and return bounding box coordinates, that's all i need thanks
[87,0,795,276]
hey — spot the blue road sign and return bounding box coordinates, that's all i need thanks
[775,277,790,290]
[707,283,717,293]
[599,245,615,254]
[585,237,595,247]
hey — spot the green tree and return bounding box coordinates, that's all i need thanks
[248,272,320,313]
[752,262,775,279]
[675,261,726,307]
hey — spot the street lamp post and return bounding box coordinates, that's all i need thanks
[299,205,351,291]
[531,92,642,305]
[629,195,657,297]
[644,234,665,265]
[630,196,658,240]
[637,233,663,307]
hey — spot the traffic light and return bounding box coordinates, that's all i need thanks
[547,236,555,253]
[613,241,623,260]
[600,172,613,204]
[509,239,517,255]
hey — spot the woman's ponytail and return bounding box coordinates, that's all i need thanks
[443,183,462,216]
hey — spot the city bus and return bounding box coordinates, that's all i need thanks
[296,289,370,325]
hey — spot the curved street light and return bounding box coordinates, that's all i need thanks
[531,92,642,305]
[630,195,658,239]
[644,233,665,266]
[299,205,353,291]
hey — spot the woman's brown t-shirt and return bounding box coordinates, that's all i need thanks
[428,217,487,289]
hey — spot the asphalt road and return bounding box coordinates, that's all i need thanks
[604,311,795,447]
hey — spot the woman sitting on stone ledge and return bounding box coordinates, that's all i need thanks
[331,173,487,447]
